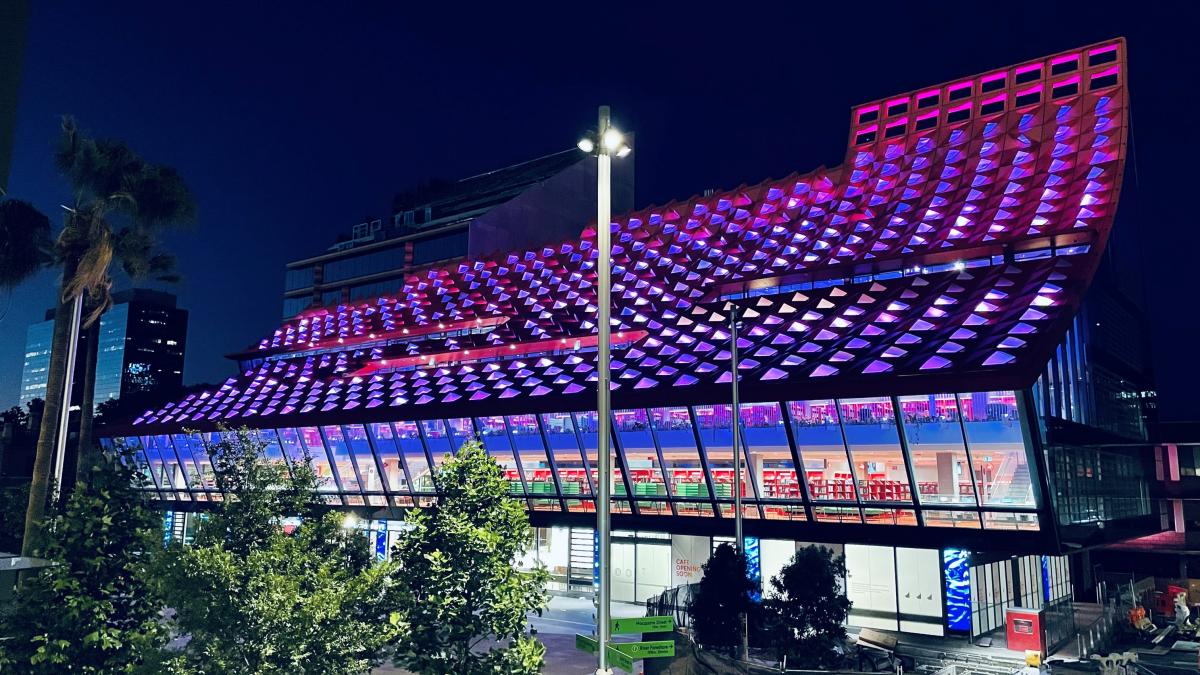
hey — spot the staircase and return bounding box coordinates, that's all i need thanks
[567,527,594,591]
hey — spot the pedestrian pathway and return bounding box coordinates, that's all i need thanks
[369,595,648,674]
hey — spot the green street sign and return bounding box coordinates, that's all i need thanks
[606,645,635,672]
[575,633,598,654]
[610,615,674,634]
[612,639,675,659]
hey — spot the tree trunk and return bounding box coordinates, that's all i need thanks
[74,311,100,489]
[20,260,79,561]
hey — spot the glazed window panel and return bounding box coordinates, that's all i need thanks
[446,417,475,450]
[396,421,435,492]
[506,415,558,510]
[839,398,914,504]
[153,434,187,493]
[170,433,206,490]
[541,413,593,512]
[473,416,522,496]
[319,425,360,494]
[574,410,631,514]
[812,506,863,523]
[343,425,387,505]
[958,391,1035,507]
[922,509,983,528]
[692,404,752,501]
[283,427,337,493]
[788,399,857,502]
[138,436,172,498]
[862,507,917,525]
[365,422,411,493]
[648,407,711,516]
[741,402,800,516]
[616,409,668,505]
[898,394,978,506]
[982,511,1040,531]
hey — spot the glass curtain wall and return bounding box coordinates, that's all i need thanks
[111,389,1044,528]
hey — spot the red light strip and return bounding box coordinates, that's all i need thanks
[352,330,649,376]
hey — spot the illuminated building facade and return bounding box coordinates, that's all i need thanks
[104,40,1156,641]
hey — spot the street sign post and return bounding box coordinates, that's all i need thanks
[605,645,634,673]
[612,640,675,659]
[610,615,674,634]
[575,633,598,654]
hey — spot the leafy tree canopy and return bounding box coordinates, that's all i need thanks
[762,545,851,668]
[0,444,165,674]
[153,428,400,675]
[389,439,548,675]
[687,542,755,657]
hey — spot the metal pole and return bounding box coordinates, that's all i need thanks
[729,303,749,662]
[51,292,83,501]
[595,104,613,675]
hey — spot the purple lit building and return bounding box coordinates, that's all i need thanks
[104,39,1156,642]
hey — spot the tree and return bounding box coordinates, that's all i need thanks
[388,439,549,675]
[154,428,400,674]
[22,116,194,558]
[761,545,851,668]
[686,542,756,657]
[0,443,166,674]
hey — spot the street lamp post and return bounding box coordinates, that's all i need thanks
[729,302,749,662]
[579,105,630,675]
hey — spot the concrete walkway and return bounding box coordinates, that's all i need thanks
[370,595,648,674]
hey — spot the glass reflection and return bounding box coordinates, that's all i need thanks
[693,405,755,519]
[397,421,435,492]
[616,409,669,515]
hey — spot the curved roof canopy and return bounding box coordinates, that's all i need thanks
[126,39,1129,433]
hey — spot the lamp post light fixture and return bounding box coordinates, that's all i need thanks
[578,105,630,675]
[728,302,749,662]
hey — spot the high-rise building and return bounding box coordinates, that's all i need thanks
[280,149,633,319]
[19,289,188,412]
[108,40,1156,644]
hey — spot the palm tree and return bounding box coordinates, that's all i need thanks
[20,117,194,559]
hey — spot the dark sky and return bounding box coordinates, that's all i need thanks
[2,2,1197,420]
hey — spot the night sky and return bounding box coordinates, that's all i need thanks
[2,2,1197,420]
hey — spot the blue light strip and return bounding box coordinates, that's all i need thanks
[943,548,971,633]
